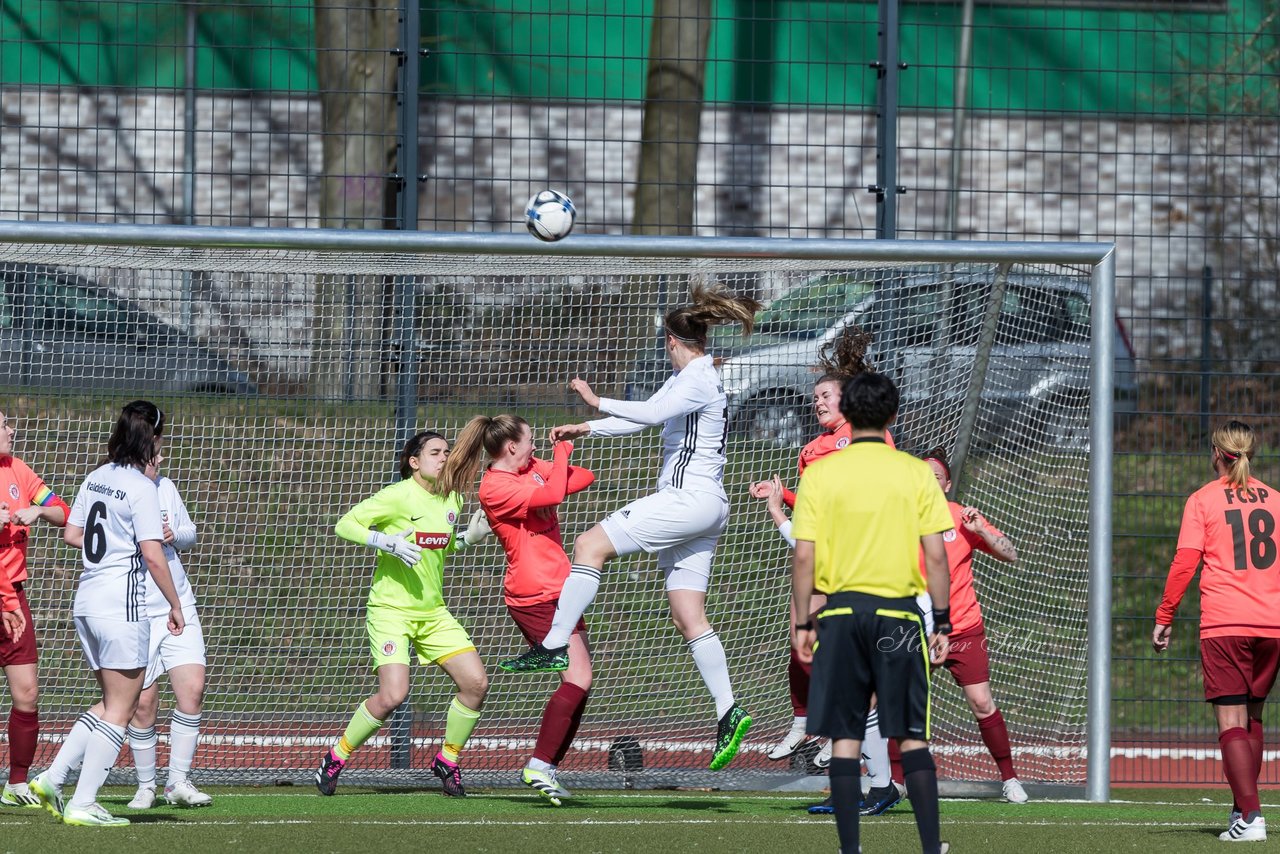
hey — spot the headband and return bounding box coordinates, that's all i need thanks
[924,455,951,481]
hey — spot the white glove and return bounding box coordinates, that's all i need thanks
[367,528,422,567]
[464,508,492,546]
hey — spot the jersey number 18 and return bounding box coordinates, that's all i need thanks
[1225,508,1277,571]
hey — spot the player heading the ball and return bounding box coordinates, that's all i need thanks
[498,284,761,773]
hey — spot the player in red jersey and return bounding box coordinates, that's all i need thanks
[920,448,1026,804]
[1154,420,1280,842]
[437,414,595,806]
[0,410,68,808]
[748,326,903,815]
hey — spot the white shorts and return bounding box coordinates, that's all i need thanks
[74,616,150,672]
[143,609,206,689]
[600,488,730,592]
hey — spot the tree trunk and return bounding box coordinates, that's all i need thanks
[312,0,400,400]
[632,0,713,236]
[615,0,712,395]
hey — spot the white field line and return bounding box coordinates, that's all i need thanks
[13,733,1249,762]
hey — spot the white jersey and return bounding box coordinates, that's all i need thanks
[591,354,728,496]
[143,475,198,618]
[67,463,164,621]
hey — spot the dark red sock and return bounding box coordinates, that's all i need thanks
[1248,717,1264,787]
[1221,727,1262,817]
[888,739,903,783]
[552,685,590,766]
[7,708,38,784]
[788,649,810,717]
[534,682,589,766]
[978,709,1016,780]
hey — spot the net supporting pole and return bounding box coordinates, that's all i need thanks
[388,0,423,771]
[1086,250,1116,803]
[949,262,1010,496]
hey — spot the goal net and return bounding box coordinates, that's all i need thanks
[0,228,1109,791]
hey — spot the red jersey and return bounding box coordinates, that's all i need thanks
[931,502,1002,635]
[784,425,894,507]
[0,455,68,587]
[1159,476,1280,639]
[479,456,594,607]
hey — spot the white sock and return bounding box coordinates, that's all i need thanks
[127,724,158,787]
[526,757,553,773]
[543,565,600,649]
[167,711,201,785]
[687,630,735,719]
[862,707,891,788]
[47,712,99,787]
[67,720,126,809]
[789,715,808,734]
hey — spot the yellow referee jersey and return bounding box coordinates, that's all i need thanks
[791,437,954,598]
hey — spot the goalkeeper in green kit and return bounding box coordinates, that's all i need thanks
[315,431,492,798]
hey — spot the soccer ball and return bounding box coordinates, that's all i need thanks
[525,190,576,242]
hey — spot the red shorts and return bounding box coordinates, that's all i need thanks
[942,627,991,687]
[507,599,587,646]
[1201,635,1280,703]
[0,586,38,667]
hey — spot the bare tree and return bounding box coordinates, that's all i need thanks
[311,0,400,400]
[632,0,713,236]
[613,0,713,392]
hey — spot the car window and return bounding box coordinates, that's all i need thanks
[995,286,1074,345]
[900,287,941,346]
[30,278,121,338]
[1062,293,1090,342]
[753,275,875,339]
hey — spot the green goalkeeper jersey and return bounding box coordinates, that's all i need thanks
[335,478,463,615]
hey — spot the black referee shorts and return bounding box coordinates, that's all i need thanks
[805,590,932,742]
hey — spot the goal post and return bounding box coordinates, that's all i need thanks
[0,221,1114,800]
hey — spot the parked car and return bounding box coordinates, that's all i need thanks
[0,265,256,395]
[625,270,1137,450]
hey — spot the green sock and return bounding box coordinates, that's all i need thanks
[334,700,384,761]
[440,697,481,763]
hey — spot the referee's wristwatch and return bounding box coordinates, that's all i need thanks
[932,608,953,636]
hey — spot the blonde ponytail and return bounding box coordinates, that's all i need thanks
[433,414,529,498]
[664,284,763,350]
[1212,420,1256,488]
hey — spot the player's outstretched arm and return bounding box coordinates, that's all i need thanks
[550,423,591,442]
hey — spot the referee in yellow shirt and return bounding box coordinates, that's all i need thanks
[791,372,954,854]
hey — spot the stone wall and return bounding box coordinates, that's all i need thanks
[3,89,1277,371]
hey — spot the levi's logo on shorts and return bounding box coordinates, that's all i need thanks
[416,532,451,549]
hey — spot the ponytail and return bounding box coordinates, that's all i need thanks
[816,323,875,385]
[1213,420,1256,489]
[434,414,528,498]
[664,284,763,351]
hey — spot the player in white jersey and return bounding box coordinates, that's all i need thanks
[30,401,185,828]
[125,451,212,810]
[499,285,762,772]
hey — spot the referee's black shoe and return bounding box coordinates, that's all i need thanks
[859,782,905,815]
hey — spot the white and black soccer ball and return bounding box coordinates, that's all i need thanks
[525,189,576,242]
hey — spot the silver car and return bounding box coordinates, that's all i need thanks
[0,265,255,395]
[627,271,1136,449]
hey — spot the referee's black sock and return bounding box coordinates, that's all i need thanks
[828,756,861,854]
[902,746,942,853]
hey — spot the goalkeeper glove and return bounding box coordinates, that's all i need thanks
[367,528,422,567]
[463,508,492,546]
